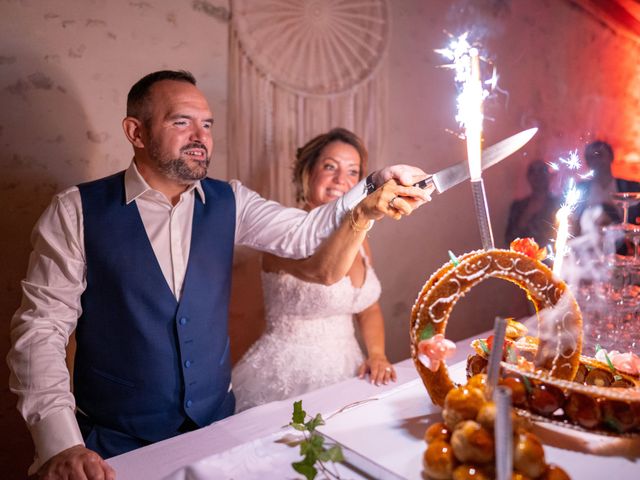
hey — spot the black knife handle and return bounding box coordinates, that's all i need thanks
[413,176,434,190]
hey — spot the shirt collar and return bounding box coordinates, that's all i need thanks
[124,160,205,204]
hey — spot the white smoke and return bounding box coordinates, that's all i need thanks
[558,205,639,355]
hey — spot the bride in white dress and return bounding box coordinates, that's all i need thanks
[232,128,418,412]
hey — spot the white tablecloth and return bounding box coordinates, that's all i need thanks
[107,337,640,479]
[107,357,426,480]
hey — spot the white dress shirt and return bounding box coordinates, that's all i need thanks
[7,161,367,471]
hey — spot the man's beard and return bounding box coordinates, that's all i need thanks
[150,141,211,184]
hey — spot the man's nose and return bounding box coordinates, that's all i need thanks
[190,124,209,142]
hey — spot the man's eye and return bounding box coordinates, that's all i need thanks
[174,121,188,126]
[203,122,213,129]
[349,170,360,176]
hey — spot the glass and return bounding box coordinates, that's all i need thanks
[611,191,640,225]
[577,192,640,356]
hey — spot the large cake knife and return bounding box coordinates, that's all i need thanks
[414,127,538,194]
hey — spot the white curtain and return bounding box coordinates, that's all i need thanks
[228,0,390,205]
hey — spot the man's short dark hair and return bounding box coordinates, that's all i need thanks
[127,70,196,120]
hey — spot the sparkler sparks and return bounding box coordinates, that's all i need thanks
[436,33,492,139]
[562,178,581,211]
[435,32,472,76]
[552,160,584,277]
[579,170,595,180]
[437,32,495,249]
[485,66,499,91]
[553,207,572,277]
[559,149,581,170]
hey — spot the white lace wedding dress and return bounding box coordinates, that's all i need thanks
[231,253,382,412]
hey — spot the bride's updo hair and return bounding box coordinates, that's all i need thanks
[293,128,368,205]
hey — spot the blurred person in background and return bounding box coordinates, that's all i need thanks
[575,141,622,235]
[505,159,559,248]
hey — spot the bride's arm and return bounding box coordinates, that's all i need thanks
[355,301,395,385]
[262,180,427,284]
[355,243,396,385]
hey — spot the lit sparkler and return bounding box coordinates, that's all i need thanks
[437,34,494,249]
[465,47,484,181]
[552,172,582,277]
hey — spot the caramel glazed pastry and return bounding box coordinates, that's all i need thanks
[410,248,584,409]
[423,373,571,480]
[412,246,637,478]
[467,319,640,436]
[411,248,575,478]
[410,246,639,437]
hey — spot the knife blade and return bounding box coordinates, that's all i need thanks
[414,127,538,194]
[317,431,406,480]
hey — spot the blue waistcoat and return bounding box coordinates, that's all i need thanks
[75,171,235,443]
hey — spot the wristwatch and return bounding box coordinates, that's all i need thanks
[365,173,377,195]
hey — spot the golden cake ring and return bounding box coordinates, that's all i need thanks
[410,249,583,406]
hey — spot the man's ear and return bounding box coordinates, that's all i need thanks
[122,116,145,148]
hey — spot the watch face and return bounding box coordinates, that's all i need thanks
[366,173,376,194]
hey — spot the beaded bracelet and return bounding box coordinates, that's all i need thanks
[349,209,374,232]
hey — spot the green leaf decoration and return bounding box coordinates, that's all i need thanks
[448,250,460,266]
[319,445,345,463]
[332,445,346,463]
[305,413,325,432]
[521,375,533,394]
[479,339,490,355]
[594,345,617,373]
[292,460,318,480]
[603,352,616,373]
[300,441,319,460]
[420,323,435,341]
[292,400,306,424]
[309,434,324,449]
[290,401,345,479]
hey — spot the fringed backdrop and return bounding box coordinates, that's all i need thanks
[228,0,390,205]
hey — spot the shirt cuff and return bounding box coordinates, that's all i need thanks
[337,178,368,221]
[29,408,85,473]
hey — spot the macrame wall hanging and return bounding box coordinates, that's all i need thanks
[228,0,390,205]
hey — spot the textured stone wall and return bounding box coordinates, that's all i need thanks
[1,0,639,476]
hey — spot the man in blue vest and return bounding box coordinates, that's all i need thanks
[8,70,431,479]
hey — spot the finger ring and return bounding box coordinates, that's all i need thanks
[385,367,392,372]
[388,196,398,209]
